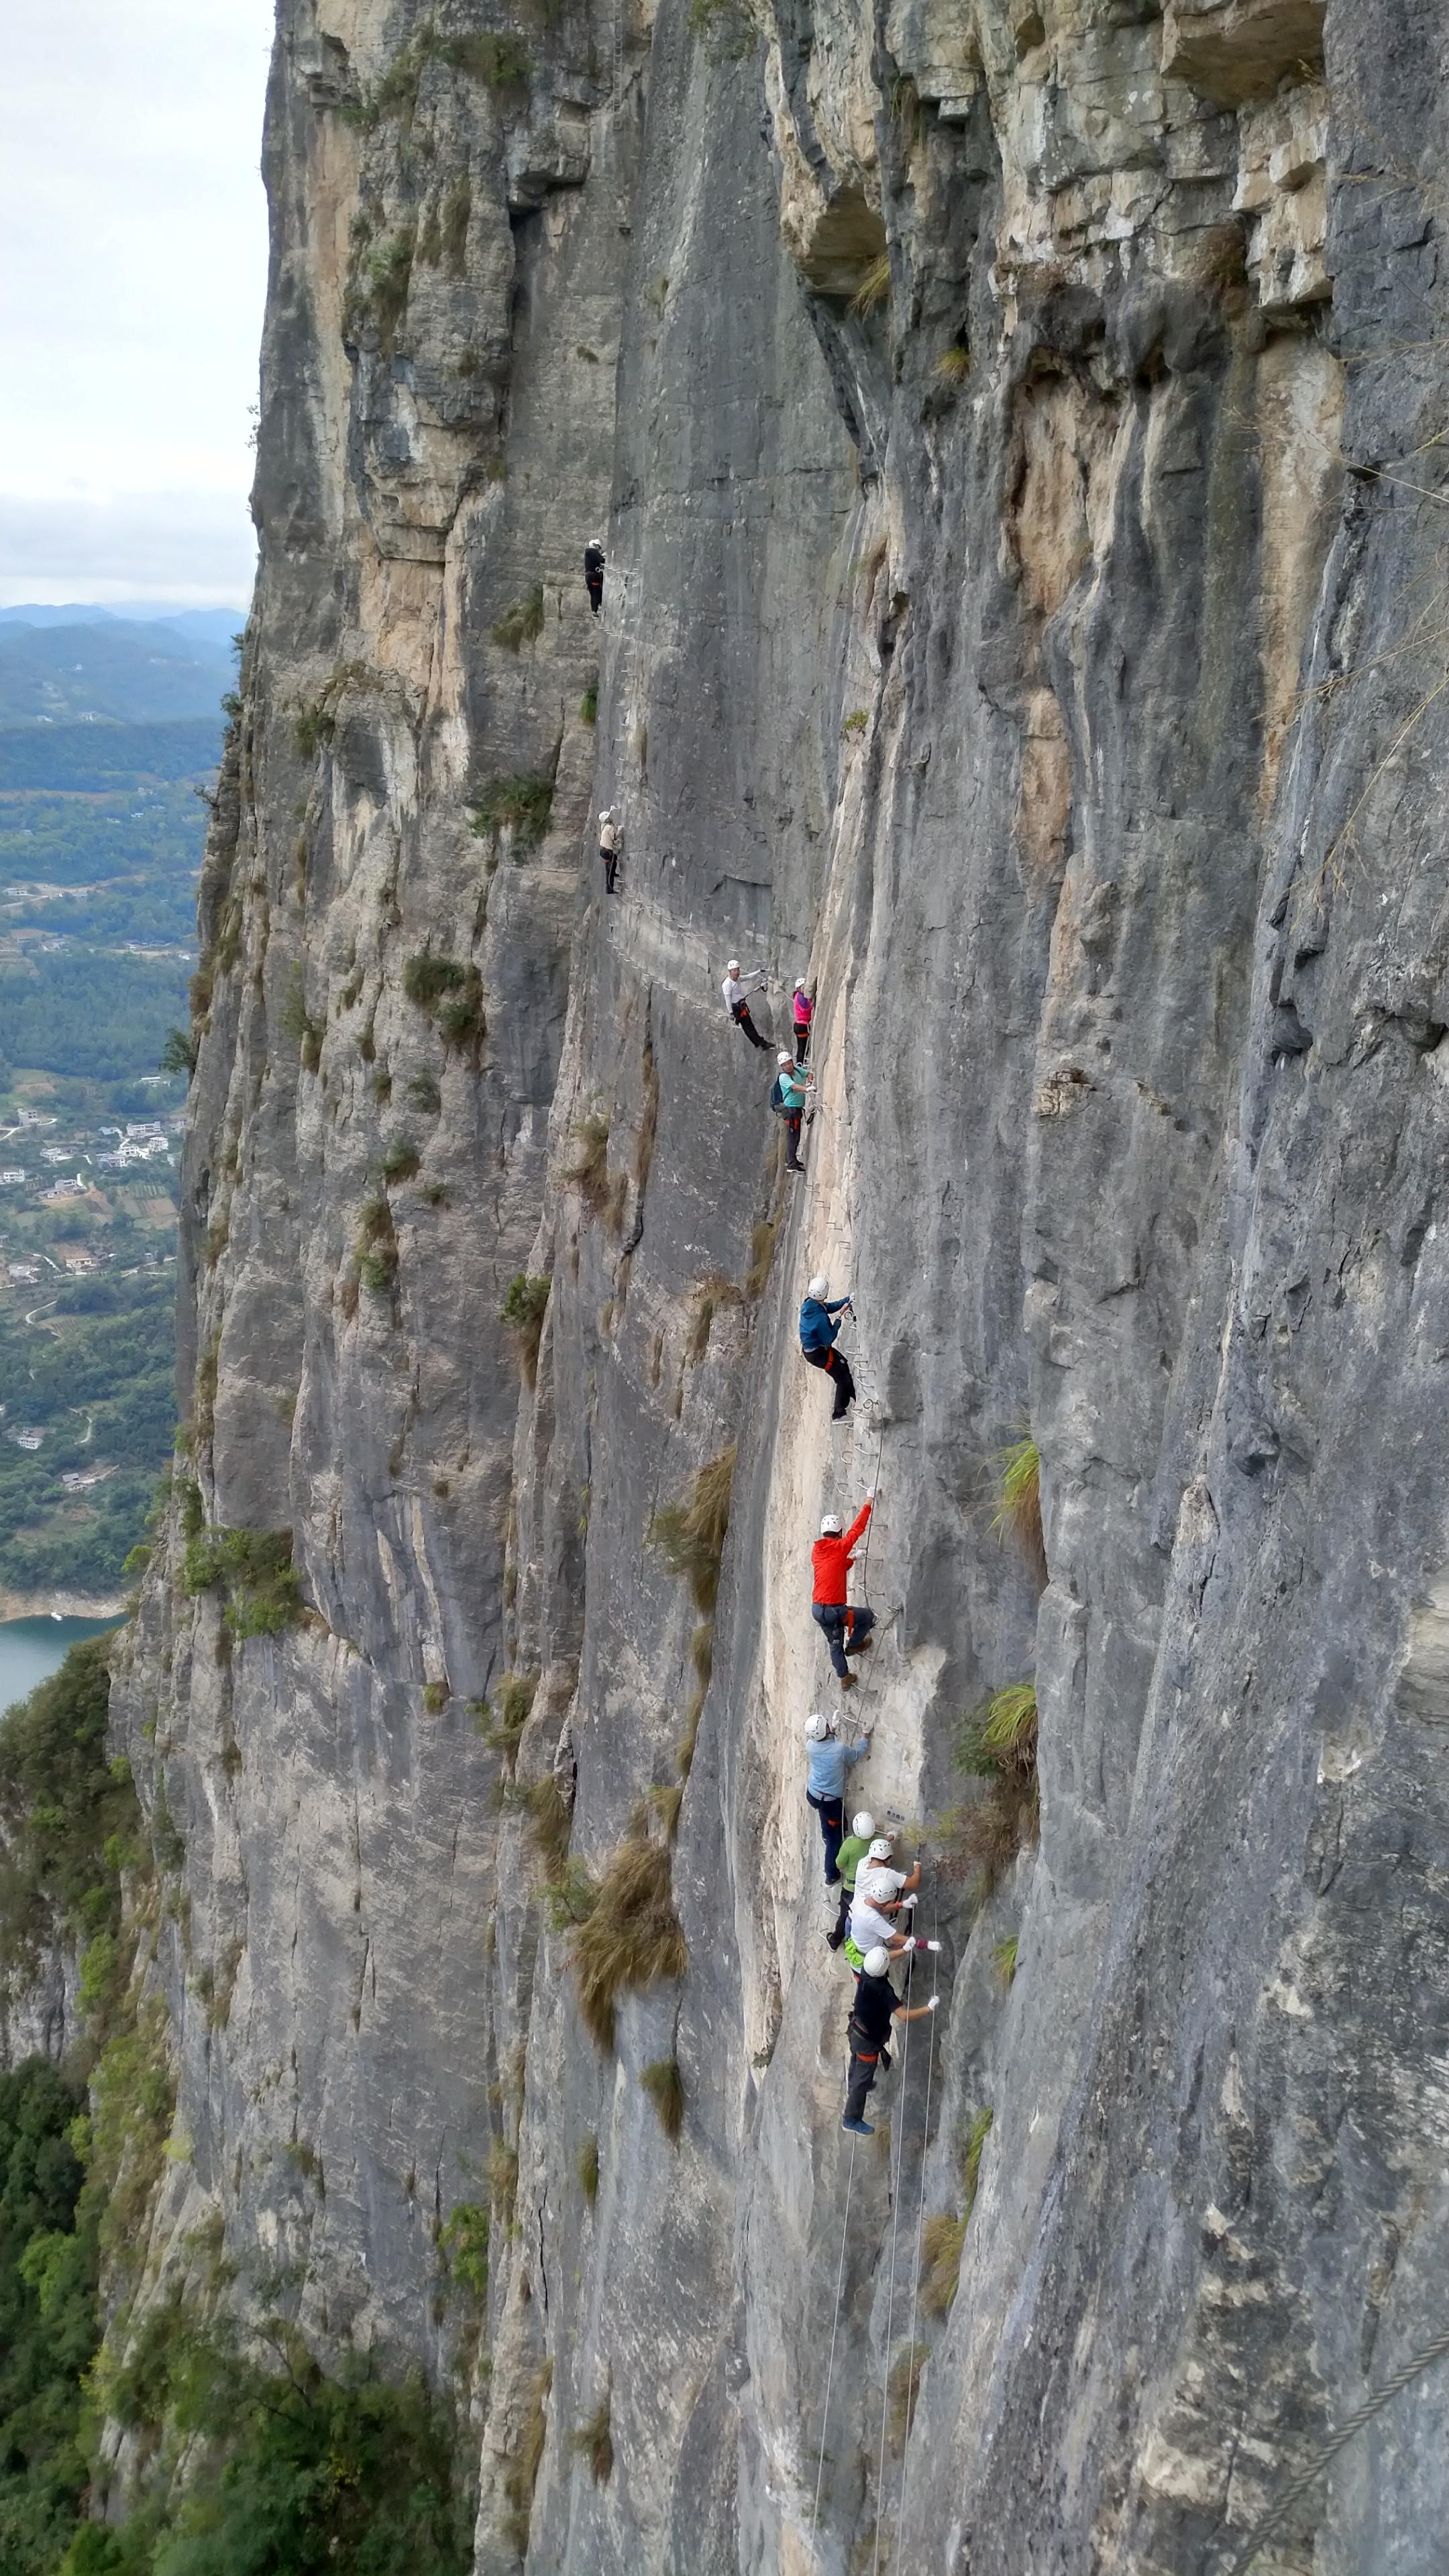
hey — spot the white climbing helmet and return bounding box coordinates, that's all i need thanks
[867,1836,894,1861]
[808,1273,829,1300]
[863,1946,891,1978]
[777,1050,794,1067]
[727,958,741,976]
[820,1513,843,1536]
[590,536,603,549]
[851,1811,875,1837]
[804,1712,832,1741]
[794,976,808,991]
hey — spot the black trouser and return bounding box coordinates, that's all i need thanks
[827,1878,855,1948]
[845,2036,889,2125]
[807,1790,845,1883]
[733,1002,769,1051]
[784,1109,803,1167]
[586,576,603,614]
[804,1342,854,1418]
[794,1021,810,1061]
[601,843,618,893]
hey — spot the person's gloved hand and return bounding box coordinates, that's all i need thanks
[927,1995,941,2012]
[865,1488,877,1503]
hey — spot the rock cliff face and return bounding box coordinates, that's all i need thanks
[110,0,1449,2565]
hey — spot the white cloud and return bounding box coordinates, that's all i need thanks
[0,0,274,605]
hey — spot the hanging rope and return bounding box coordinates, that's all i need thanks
[872,1970,914,2576]
[1218,2327,1449,2575]
[858,1421,887,1599]
[809,2130,858,2567]
[892,1888,940,2575]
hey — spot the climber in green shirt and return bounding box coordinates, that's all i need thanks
[826,1809,878,1951]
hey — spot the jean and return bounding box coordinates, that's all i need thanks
[812,1601,876,1680]
[806,1790,845,1883]
[804,1343,854,1418]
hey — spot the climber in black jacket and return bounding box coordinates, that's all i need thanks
[842,1947,938,2134]
[584,539,605,614]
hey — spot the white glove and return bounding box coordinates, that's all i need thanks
[898,1892,917,1910]
[865,1488,877,1503]
[859,1715,875,1736]
[926,1995,941,2012]
[904,1936,918,1952]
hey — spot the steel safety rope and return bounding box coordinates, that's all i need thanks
[892,1886,940,2576]
[1219,2327,1449,2575]
[809,2131,859,2566]
[872,1957,914,2576]
[858,1422,887,1601]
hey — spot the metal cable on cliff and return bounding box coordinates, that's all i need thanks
[809,2131,859,2566]
[1216,2328,1449,2575]
[892,1888,940,2576]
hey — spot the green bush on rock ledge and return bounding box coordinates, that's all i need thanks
[183,1526,303,1638]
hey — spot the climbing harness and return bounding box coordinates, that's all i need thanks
[1218,2326,1449,2575]
[809,2130,859,2565]
[892,1895,940,2573]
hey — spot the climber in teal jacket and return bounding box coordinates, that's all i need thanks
[800,1274,855,1419]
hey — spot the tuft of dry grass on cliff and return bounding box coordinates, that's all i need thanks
[502,2357,552,2554]
[990,1434,1045,1581]
[571,1834,689,2051]
[647,1446,736,1613]
[566,1112,612,1214]
[572,2390,614,2483]
[939,1687,1039,1899]
[639,2056,685,2142]
[886,2340,928,2447]
[851,251,892,316]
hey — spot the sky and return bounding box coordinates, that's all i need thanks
[0,0,275,611]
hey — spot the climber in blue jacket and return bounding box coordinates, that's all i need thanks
[800,1274,855,1420]
[802,1710,871,1885]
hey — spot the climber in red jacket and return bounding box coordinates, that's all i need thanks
[812,1493,876,1688]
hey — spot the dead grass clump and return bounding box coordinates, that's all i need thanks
[523,1772,574,1877]
[745,1218,777,1299]
[567,1112,612,1213]
[476,1668,539,1774]
[490,585,545,652]
[488,2137,519,2229]
[887,2340,927,2447]
[502,2357,552,2554]
[851,250,892,316]
[572,2391,614,2483]
[686,1272,743,1364]
[647,1445,736,1613]
[578,2134,599,2205]
[920,2211,967,2318]
[940,1687,1039,1899]
[935,341,971,381]
[990,1434,1045,1581]
[639,2056,685,2141]
[647,1780,684,1841]
[571,1835,688,2051]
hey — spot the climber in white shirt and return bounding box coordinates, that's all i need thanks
[720,959,770,1051]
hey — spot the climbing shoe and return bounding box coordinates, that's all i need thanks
[849,1635,874,1658]
[839,1673,857,1692]
[841,2117,875,2137]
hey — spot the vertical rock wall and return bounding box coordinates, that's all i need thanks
[109,0,1449,2567]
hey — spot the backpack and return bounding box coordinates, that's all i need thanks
[769,1075,787,1114]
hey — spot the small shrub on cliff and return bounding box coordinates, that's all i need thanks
[381,1139,421,1184]
[500,1274,550,1385]
[502,2357,552,2555]
[403,952,468,1013]
[578,2135,599,2205]
[437,968,486,1059]
[521,1773,574,1878]
[183,1526,303,1639]
[439,2200,489,2302]
[570,1834,688,2051]
[647,1446,736,1614]
[490,586,545,652]
[476,1670,539,1774]
[566,1112,612,1212]
[935,341,971,382]
[407,1071,442,1114]
[886,2339,928,2447]
[159,1025,198,1078]
[470,771,554,855]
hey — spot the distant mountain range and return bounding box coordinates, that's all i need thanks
[0,602,246,649]
[0,614,239,791]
